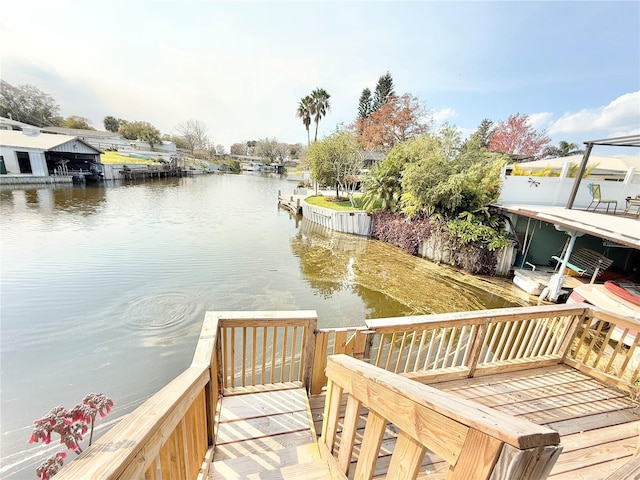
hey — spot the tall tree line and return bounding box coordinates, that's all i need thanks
[358,72,395,121]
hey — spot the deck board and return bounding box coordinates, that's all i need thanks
[216,411,314,444]
[309,364,640,480]
[218,388,310,422]
[214,385,318,463]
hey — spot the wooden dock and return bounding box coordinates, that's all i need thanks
[120,166,186,180]
[278,193,305,215]
[0,174,73,185]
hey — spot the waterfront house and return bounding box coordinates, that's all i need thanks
[0,129,103,183]
[41,125,178,163]
[495,135,640,301]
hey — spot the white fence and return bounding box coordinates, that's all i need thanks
[301,202,372,236]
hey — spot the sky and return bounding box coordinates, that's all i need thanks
[1,1,639,154]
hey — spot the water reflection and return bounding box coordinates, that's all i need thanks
[292,218,529,317]
[0,184,107,216]
[0,175,534,479]
[291,219,363,299]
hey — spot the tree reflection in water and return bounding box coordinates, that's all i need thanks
[291,218,532,319]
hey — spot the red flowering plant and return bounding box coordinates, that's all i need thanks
[29,393,114,480]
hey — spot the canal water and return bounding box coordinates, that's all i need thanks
[0,173,532,478]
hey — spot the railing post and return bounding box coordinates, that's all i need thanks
[466,320,490,377]
[311,331,329,395]
[216,327,225,397]
[303,314,318,393]
[558,313,585,362]
[344,330,371,360]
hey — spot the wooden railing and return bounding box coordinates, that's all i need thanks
[54,310,318,480]
[54,311,220,480]
[216,310,317,393]
[53,305,640,479]
[368,303,585,382]
[320,354,562,479]
[566,307,640,393]
[312,304,586,390]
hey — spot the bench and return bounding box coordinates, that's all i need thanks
[551,247,613,282]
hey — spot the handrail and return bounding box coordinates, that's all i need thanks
[320,355,561,479]
[55,313,220,480]
[365,303,586,331]
[214,310,317,393]
[361,304,586,382]
[50,304,639,479]
[565,306,640,392]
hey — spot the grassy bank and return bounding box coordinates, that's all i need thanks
[100,151,163,165]
[305,194,366,211]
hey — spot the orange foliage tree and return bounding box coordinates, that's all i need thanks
[351,93,431,153]
[488,113,551,161]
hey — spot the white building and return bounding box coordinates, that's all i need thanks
[0,129,102,177]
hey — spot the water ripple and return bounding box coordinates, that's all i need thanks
[122,293,200,331]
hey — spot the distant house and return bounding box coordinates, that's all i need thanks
[0,116,40,132]
[359,151,386,168]
[40,125,177,157]
[240,161,265,172]
[0,130,102,176]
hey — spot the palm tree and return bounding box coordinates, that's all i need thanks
[558,140,582,156]
[296,95,314,147]
[140,125,162,151]
[311,88,330,143]
[544,140,583,158]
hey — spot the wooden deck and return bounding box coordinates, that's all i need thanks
[210,383,333,479]
[52,307,640,480]
[309,365,640,480]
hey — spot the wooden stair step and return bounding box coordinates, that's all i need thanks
[217,410,313,444]
[219,387,310,422]
[213,430,316,461]
[210,443,323,479]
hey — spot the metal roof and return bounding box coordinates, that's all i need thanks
[0,130,102,153]
[41,126,121,138]
[497,204,640,250]
[583,134,640,148]
[359,151,386,161]
[0,116,41,130]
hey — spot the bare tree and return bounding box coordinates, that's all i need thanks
[230,143,247,155]
[174,119,209,154]
[255,138,287,164]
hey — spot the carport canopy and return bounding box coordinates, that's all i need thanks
[566,134,640,209]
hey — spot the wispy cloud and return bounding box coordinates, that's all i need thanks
[549,91,640,137]
[432,107,458,125]
[2,1,637,148]
[528,112,554,132]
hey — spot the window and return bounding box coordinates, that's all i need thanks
[16,151,32,174]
